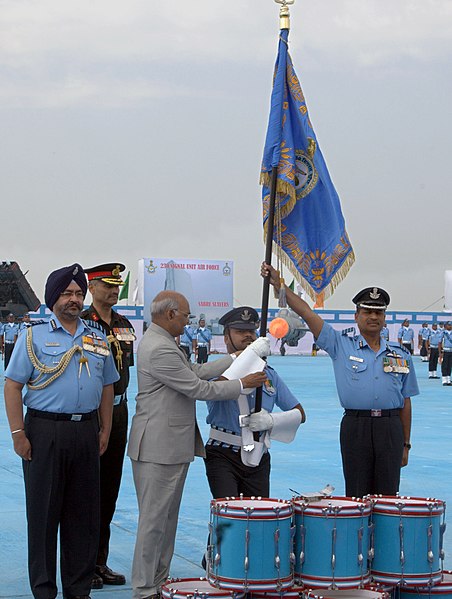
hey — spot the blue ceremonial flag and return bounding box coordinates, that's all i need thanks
[260,28,355,302]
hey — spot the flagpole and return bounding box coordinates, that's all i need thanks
[255,0,293,419]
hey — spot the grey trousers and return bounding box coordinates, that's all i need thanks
[131,459,189,599]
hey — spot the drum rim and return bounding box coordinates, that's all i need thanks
[162,577,245,597]
[369,495,445,515]
[292,495,372,516]
[211,496,293,518]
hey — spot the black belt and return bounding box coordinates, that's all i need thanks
[27,408,97,421]
[344,408,400,418]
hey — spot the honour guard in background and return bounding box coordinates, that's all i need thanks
[398,319,415,354]
[418,322,431,362]
[4,264,119,599]
[82,263,136,589]
[177,322,195,361]
[380,323,390,342]
[262,263,419,498]
[2,312,19,368]
[194,317,212,363]
[18,313,32,335]
[428,323,443,379]
[440,322,452,386]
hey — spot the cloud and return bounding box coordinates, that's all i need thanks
[0,0,450,107]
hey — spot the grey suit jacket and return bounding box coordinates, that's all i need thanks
[127,323,242,464]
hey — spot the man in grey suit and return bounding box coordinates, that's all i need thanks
[128,291,267,599]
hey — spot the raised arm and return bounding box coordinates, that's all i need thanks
[261,263,324,339]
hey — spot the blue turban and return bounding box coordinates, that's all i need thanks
[45,263,87,310]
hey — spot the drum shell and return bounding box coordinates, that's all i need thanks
[293,497,371,588]
[370,496,445,586]
[209,498,293,591]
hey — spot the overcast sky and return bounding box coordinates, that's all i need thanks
[1,0,451,312]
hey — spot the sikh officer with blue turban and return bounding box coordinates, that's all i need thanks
[4,264,119,599]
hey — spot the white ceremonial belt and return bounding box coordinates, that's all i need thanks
[209,428,242,446]
[444,348,452,352]
[197,343,208,347]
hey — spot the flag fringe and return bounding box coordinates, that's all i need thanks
[264,235,355,303]
[260,173,297,219]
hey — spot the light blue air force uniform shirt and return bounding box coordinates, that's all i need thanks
[380,326,389,341]
[443,330,452,352]
[398,326,414,343]
[5,316,119,413]
[195,327,212,346]
[430,329,444,348]
[180,325,195,347]
[206,366,299,435]
[420,327,431,341]
[316,322,419,410]
[3,322,19,342]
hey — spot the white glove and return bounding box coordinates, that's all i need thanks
[248,337,271,358]
[249,408,273,432]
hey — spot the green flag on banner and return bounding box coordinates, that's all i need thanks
[118,271,130,301]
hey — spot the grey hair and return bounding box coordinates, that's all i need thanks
[151,295,179,317]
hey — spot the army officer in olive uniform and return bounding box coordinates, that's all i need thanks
[82,263,136,589]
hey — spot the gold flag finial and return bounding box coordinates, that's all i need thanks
[275,0,294,30]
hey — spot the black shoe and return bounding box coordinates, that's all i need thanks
[96,564,126,586]
[91,573,103,589]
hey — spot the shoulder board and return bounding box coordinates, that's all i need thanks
[28,319,48,327]
[82,318,106,333]
[265,364,274,372]
[389,341,411,355]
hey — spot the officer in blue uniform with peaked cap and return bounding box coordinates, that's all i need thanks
[4,264,119,599]
[262,263,419,497]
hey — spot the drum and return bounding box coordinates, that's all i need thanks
[207,497,294,591]
[161,578,245,599]
[370,496,446,587]
[304,588,390,599]
[292,496,372,589]
[249,585,304,599]
[400,571,452,599]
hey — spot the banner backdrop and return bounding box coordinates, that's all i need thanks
[445,271,452,312]
[139,258,234,330]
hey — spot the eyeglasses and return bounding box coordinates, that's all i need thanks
[60,290,85,299]
[174,309,191,319]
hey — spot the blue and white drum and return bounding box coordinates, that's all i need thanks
[207,497,294,592]
[304,588,390,599]
[400,571,452,599]
[293,496,372,589]
[370,496,446,587]
[161,578,245,599]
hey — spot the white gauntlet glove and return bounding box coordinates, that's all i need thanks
[249,408,273,432]
[248,337,271,358]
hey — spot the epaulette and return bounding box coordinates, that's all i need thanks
[82,318,106,333]
[28,319,48,327]
[341,327,356,337]
[389,341,411,355]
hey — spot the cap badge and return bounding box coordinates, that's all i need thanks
[112,266,120,276]
[370,288,380,300]
[241,309,251,321]
[73,266,79,275]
